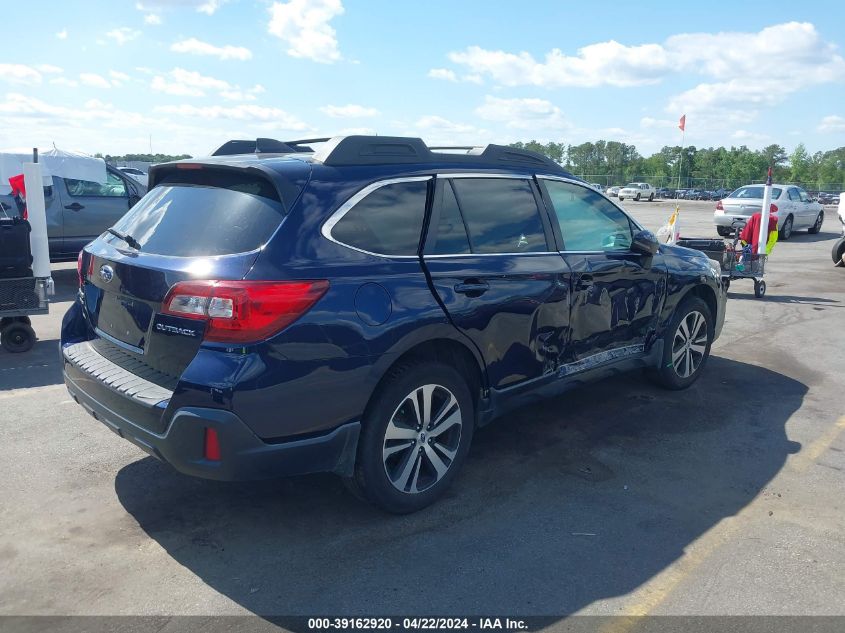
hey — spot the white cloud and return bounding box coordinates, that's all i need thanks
[150,67,231,97]
[37,64,63,74]
[462,74,483,85]
[475,95,571,131]
[56,29,68,40]
[155,103,310,130]
[171,37,252,61]
[448,42,667,88]
[732,130,771,143]
[818,115,845,133]
[428,68,457,82]
[0,64,42,85]
[79,73,112,89]
[319,104,379,118]
[144,13,162,25]
[268,0,344,63]
[50,77,79,88]
[135,0,228,15]
[106,27,141,45]
[109,70,131,86]
[443,21,844,98]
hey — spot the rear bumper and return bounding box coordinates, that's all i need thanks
[63,344,360,481]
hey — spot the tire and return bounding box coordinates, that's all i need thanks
[808,211,824,234]
[348,360,475,514]
[1,322,36,353]
[648,193,654,201]
[831,237,845,266]
[648,296,713,390]
[635,193,641,201]
[716,226,732,238]
[754,279,766,298]
[619,197,624,201]
[780,215,793,240]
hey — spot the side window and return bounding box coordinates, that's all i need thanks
[788,188,801,201]
[65,171,127,198]
[542,179,634,252]
[450,178,547,254]
[798,189,810,203]
[331,180,428,256]
[427,181,471,255]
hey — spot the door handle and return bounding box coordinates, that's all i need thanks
[454,280,489,296]
[65,203,85,211]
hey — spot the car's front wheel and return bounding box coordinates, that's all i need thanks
[649,296,713,390]
[635,193,641,201]
[648,193,654,201]
[348,360,475,513]
[716,226,732,237]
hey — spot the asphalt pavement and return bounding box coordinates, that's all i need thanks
[0,200,843,626]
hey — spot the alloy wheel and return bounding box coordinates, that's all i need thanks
[672,310,708,378]
[382,384,462,494]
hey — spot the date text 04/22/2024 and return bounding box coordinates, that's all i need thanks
[307,618,529,630]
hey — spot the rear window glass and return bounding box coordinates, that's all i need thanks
[331,180,428,256]
[107,179,287,257]
[729,186,783,200]
[450,178,547,254]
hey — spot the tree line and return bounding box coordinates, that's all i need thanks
[509,140,845,192]
[94,153,192,164]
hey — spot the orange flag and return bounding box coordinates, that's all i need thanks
[678,114,686,131]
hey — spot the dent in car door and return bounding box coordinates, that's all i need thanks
[61,170,131,254]
[422,176,571,388]
[538,178,665,366]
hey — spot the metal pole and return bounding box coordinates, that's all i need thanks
[758,167,773,256]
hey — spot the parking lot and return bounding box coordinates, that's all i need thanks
[1,200,843,622]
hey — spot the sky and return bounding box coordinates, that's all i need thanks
[1,0,844,158]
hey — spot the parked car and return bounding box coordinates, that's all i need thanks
[0,165,145,261]
[117,166,149,188]
[61,135,726,513]
[714,184,824,239]
[606,185,621,197]
[618,182,656,201]
[655,187,674,199]
[711,188,731,201]
[589,183,605,193]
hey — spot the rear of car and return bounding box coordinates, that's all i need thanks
[714,185,784,236]
[61,157,363,480]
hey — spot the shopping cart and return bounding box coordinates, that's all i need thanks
[0,276,49,352]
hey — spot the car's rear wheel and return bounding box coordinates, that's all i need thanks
[648,193,654,201]
[716,226,732,237]
[348,360,475,513]
[780,215,793,240]
[808,211,824,234]
[635,193,641,201]
[619,196,625,201]
[648,296,713,390]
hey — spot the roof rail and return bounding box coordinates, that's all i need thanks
[313,136,566,172]
[209,135,567,173]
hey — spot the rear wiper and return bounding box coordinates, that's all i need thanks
[107,228,141,250]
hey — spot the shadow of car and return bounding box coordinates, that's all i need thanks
[115,356,803,618]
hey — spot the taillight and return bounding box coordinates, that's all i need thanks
[162,280,329,344]
[715,200,723,211]
[770,203,778,213]
[204,428,221,461]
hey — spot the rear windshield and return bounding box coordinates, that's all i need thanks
[108,174,291,257]
[728,186,783,200]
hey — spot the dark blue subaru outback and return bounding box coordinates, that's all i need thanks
[62,136,725,513]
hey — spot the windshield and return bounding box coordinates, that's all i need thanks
[728,186,783,200]
[625,183,638,188]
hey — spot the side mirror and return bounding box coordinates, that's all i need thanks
[631,230,659,256]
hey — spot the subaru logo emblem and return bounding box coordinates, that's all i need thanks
[99,265,114,283]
